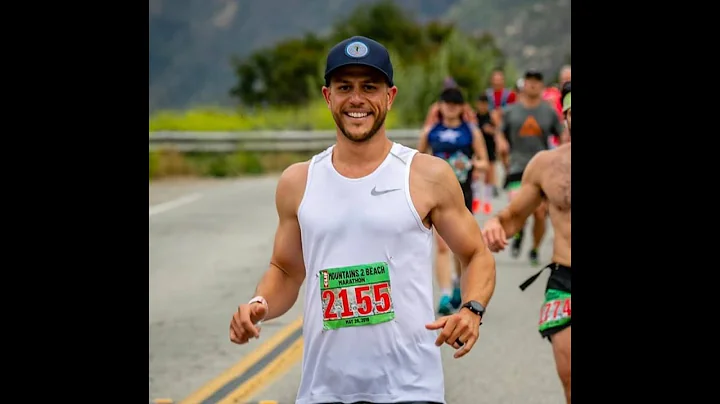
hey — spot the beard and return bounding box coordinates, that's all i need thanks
[333,108,387,143]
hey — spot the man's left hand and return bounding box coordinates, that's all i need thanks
[425,308,482,358]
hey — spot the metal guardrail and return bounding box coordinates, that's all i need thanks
[149,130,421,152]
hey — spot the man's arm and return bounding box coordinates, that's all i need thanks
[470,125,489,166]
[423,156,496,307]
[480,115,495,136]
[549,108,563,137]
[252,162,308,321]
[423,102,441,128]
[463,103,478,124]
[495,152,547,235]
[417,126,431,154]
[494,111,510,153]
[490,109,503,130]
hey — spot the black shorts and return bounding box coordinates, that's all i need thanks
[503,171,524,190]
[483,134,496,162]
[538,263,571,341]
[461,182,473,213]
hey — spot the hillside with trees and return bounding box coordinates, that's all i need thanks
[149,0,570,111]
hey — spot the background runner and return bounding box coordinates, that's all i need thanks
[418,87,489,315]
[496,69,563,266]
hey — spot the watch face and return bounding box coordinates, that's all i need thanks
[470,301,485,313]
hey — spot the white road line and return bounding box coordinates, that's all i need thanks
[149,193,203,217]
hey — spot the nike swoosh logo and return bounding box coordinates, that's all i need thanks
[371,186,401,196]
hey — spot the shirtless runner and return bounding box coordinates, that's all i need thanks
[482,81,571,403]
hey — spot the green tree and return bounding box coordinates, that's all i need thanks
[393,30,506,126]
[329,0,427,65]
[230,33,326,106]
[228,0,507,118]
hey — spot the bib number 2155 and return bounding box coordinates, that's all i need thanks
[319,262,395,331]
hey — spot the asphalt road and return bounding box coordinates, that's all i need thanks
[149,167,565,404]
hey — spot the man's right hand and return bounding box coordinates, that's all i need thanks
[230,302,268,344]
[482,217,508,252]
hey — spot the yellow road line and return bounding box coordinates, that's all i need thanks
[180,316,303,404]
[217,336,304,404]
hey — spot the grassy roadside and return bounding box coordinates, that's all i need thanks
[149,101,402,131]
[149,102,404,179]
[149,149,316,179]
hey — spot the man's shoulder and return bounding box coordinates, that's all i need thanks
[525,150,554,175]
[410,153,453,181]
[278,160,311,193]
[538,101,559,115]
[276,160,311,214]
[503,103,522,119]
[531,145,569,174]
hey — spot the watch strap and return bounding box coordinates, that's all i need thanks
[462,301,485,318]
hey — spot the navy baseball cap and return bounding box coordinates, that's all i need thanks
[324,36,394,87]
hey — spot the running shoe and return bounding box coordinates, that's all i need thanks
[437,295,454,315]
[510,229,524,258]
[450,287,462,309]
[529,249,539,266]
[481,202,492,215]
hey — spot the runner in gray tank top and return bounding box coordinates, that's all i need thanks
[495,69,563,265]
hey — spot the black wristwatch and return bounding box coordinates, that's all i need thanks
[461,301,486,320]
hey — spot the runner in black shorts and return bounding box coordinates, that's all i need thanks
[475,94,498,199]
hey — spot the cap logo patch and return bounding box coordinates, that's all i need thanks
[345,41,369,58]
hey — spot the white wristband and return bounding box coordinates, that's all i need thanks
[248,296,268,324]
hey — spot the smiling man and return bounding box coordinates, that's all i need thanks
[229,36,497,404]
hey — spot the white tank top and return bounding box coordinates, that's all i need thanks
[296,142,445,404]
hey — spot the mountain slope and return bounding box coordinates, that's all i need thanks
[445,0,571,78]
[149,0,570,111]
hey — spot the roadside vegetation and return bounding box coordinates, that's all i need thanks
[149,0,519,180]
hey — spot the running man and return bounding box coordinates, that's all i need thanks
[490,72,521,173]
[494,69,563,265]
[475,94,499,200]
[486,68,517,111]
[417,88,490,315]
[229,36,496,404]
[482,80,571,404]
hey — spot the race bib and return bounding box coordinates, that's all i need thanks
[320,262,394,331]
[538,289,571,331]
[446,151,472,183]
